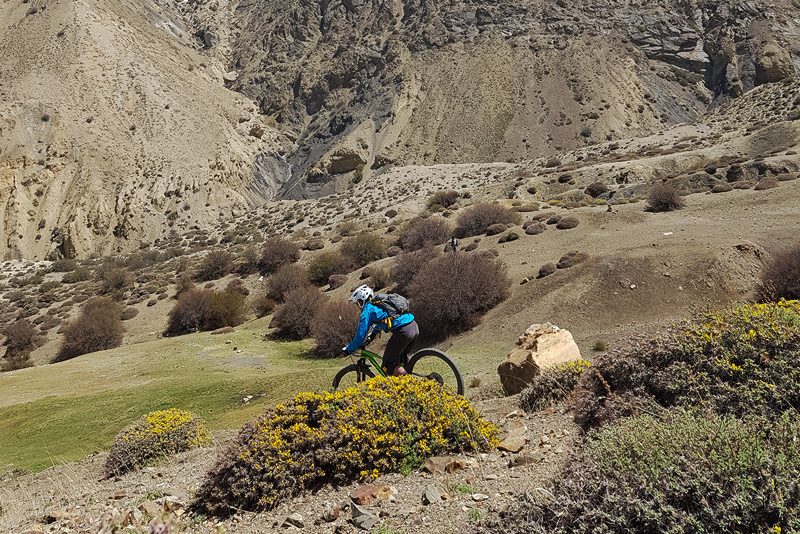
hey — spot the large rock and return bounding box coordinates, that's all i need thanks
[497,323,581,395]
[755,42,795,85]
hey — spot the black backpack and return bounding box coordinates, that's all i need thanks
[372,293,410,327]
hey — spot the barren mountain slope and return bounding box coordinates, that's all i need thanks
[0,0,286,260]
[175,0,800,197]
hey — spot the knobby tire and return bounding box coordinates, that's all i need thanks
[406,348,464,396]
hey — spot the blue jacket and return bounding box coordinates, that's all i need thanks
[345,301,415,353]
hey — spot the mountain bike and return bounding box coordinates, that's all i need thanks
[332,337,464,395]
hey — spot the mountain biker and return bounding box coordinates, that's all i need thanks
[343,285,419,377]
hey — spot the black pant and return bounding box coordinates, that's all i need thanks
[383,320,419,372]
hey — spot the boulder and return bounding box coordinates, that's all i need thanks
[755,42,795,84]
[498,323,581,395]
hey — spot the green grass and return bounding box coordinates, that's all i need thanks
[0,320,346,473]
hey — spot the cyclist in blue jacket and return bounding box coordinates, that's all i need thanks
[343,285,418,376]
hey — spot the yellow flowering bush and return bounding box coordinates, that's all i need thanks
[574,300,800,428]
[104,409,210,477]
[194,376,498,516]
[519,359,591,412]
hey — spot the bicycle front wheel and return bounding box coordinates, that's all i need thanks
[406,349,464,396]
[332,364,375,390]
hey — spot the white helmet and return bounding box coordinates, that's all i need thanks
[348,284,373,308]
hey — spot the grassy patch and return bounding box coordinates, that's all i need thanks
[0,323,343,473]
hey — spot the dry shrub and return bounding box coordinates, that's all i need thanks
[235,245,261,275]
[756,244,800,302]
[474,411,800,534]
[50,258,77,272]
[195,250,233,281]
[340,232,387,268]
[486,223,506,236]
[62,267,91,283]
[557,251,589,269]
[307,251,350,286]
[258,237,300,275]
[497,231,519,243]
[573,301,800,429]
[584,181,608,198]
[99,266,132,299]
[311,300,361,358]
[250,291,276,318]
[120,307,139,321]
[164,288,246,336]
[645,182,684,212]
[337,219,360,237]
[390,246,442,294]
[537,263,557,278]
[712,183,734,193]
[754,177,780,190]
[55,298,123,362]
[519,360,591,412]
[555,216,579,230]
[427,190,459,210]
[408,252,511,338]
[525,223,546,235]
[454,202,521,238]
[368,267,392,291]
[270,286,327,340]
[328,274,348,289]
[398,216,452,251]
[175,273,195,297]
[193,377,498,516]
[266,264,310,303]
[2,319,39,371]
[104,409,209,477]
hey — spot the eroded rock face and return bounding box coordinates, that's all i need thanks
[497,323,581,396]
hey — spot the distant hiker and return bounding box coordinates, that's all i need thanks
[445,235,458,253]
[343,285,418,377]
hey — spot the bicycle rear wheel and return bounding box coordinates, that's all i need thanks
[332,363,375,390]
[406,349,464,395]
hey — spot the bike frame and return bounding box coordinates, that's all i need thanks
[354,347,388,377]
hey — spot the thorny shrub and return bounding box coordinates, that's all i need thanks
[104,409,209,477]
[398,216,452,251]
[454,203,521,238]
[340,232,387,269]
[258,237,300,275]
[555,216,579,230]
[584,181,608,198]
[471,410,800,534]
[55,298,124,362]
[519,360,591,413]
[193,377,498,516]
[645,181,684,212]
[757,244,800,302]
[194,250,233,282]
[266,263,310,303]
[164,288,246,336]
[311,300,361,358]
[2,318,40,371]
[306,251,350,286]
[98,266,132,300]
[556,251,589,269]
[270,286,327,340]
[573,301,800,429]
[408,251,511,338]
[390,246,442,294]
[427,190,460,210]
